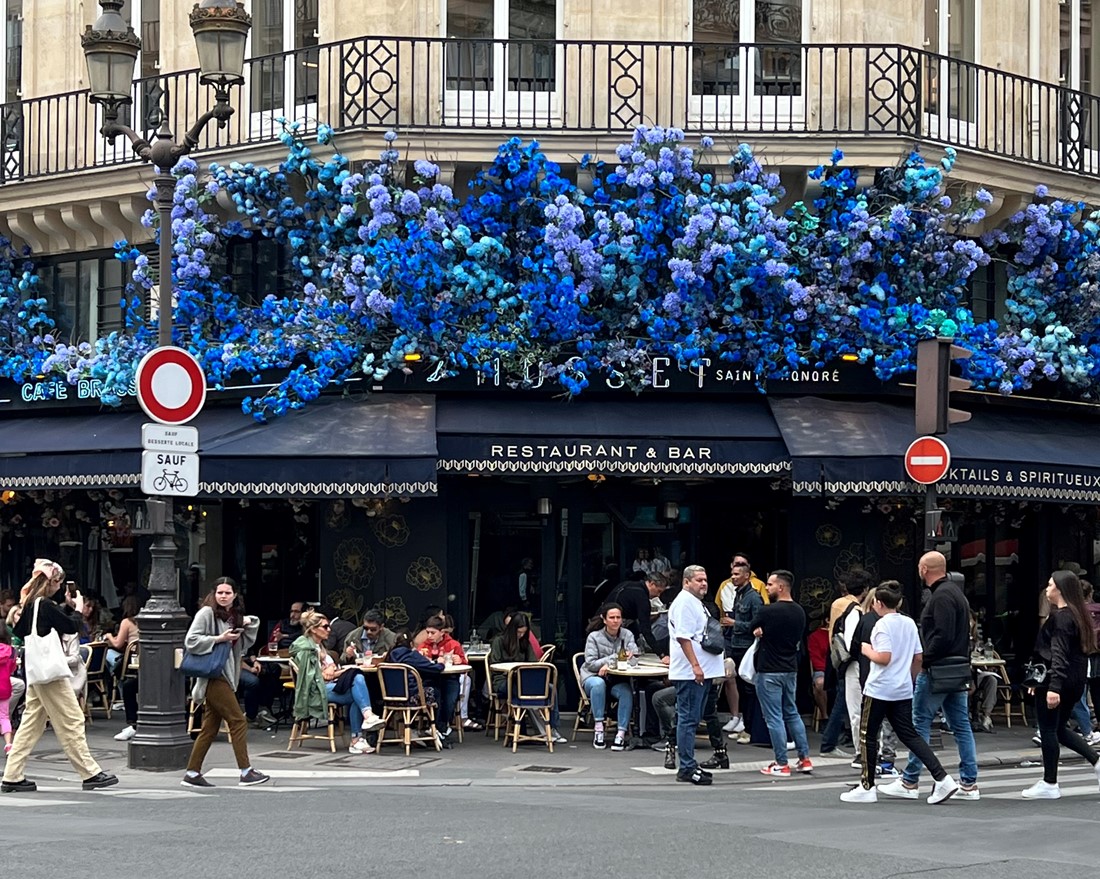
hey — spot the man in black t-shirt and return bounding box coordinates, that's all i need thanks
[607,572,669,656]
[751,569,812,777]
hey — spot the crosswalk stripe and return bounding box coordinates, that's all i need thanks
[985,784,1100,800]
[205,768,419,780]
[741,764,1099,794]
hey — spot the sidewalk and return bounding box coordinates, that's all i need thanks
[11,716,1046,789]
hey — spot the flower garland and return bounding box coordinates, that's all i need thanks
[0,123,1095,419]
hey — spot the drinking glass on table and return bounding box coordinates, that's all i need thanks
[627,653,639,668]
[267,638,279,655]
[443,652,454,667]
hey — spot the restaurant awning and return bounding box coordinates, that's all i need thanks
[436,398,789,478]
[0,395,438,498]
[771,396,1100,503]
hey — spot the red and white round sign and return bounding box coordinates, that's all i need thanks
[905,436,951,485]
[135,347,206,426]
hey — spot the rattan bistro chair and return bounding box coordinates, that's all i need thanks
[503,663,558,753]
[285,659,347,752]
[83,641,111,719]
[376,663,442,756]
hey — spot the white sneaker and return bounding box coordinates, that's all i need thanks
[361,712,386,732]
[955,784,980,801]
[878,778,919,800]
[551,730,567,744]
[1021,780,1060,799]
[840,785,877,803]
[110,701,124,712]
[928,774,958,805]
[349,739,375,755]
[721,716,741,733]
[1094,761,1100,791]
[1085,731,1100,746]
[113,725,136,742]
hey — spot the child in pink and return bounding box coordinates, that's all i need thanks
[0,621,15,754]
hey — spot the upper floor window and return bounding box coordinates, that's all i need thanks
[226,236,290,308]
[37,252,135,342]
[1061,0,1099,95]
[250,0,319,115]
[3,0,20,105]
[924,0,979,122]
[692,0,803,98]
[445,0,558,92]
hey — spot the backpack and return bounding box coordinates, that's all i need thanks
[829,602,860,671]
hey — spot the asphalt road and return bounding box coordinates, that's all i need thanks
[3,758,1096,879]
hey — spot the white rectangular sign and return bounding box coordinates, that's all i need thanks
[141,450,199,497]
[142,423,199,454]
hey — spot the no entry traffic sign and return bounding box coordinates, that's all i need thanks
[135,347,206,426]
[905,436,951,484]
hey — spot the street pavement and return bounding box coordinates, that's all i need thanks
[1,718,1097,878]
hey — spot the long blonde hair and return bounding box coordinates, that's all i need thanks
[20,560,64,606]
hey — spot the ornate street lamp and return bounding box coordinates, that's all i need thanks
[82,0,251,772]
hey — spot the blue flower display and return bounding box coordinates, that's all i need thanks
[0,123,1096,419]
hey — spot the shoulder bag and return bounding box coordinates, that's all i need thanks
[925,655,972,693]
[24,598,74,686]
[180,612,232,679]
[701,609,725,655]
[1021,660,1050,689]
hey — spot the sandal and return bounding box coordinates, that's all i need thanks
[462,718,485,731]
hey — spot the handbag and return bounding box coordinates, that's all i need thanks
[1021,660,1050,689]
[701,611,725,655]
[738,639,760,684]
[24,598,74,686]
[180,639,231,679]
[925,655,972,694]
[331,666,362,695]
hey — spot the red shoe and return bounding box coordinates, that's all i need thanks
[796,758,814,774]
[760,762,791,777]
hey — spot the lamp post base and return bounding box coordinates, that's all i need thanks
[128,739,194,772]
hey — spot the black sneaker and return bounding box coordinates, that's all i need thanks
[593,730,606,750]
[82,772,119,791]
[663,743,676,770]
[181,773,215,788]
[676,767,713,786]
[700,748,729,770]
[1,778,36,793]
[611,733,626,752]
[239,769,271,786]
[650,738,669,752]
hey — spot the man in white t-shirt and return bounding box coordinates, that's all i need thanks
[669,565,724,786]
[841,582,958,805]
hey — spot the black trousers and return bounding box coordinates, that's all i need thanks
[859,694,946,790]
[1034,684,1098,784]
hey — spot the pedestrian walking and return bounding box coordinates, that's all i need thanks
[753,569,813,777]
[669,565,723,785]
[182,576,269,788]
[1021,570,1100,799]
[881,551,980,801]
[1,558,118,793]
[840,583,958,804]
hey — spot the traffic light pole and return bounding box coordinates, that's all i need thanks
[923,485,939,552]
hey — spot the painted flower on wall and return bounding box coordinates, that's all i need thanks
[371,515,409,548]
[333,537,375,589]
[375,596,409,629]
[814,524,841,547]
[328,588,364,622]
[406,556,443,592]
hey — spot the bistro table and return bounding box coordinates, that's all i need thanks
[970,655,1006,669]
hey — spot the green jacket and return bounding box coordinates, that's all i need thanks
[290,635,328,721]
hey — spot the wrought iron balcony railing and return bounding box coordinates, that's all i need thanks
[2,38,1098,183]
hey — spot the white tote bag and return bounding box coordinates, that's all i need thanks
[24,598,74,686]
[737,639,760,684]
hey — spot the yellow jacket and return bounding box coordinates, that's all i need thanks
[716,572,770,611]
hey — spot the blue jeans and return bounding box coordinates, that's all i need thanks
[426,674,462,733]
[583,676,633,731]
[903,671,978,786]
[819,672,848,751]
[674,679,708,773]
[326,674,374,732]
[1072,690,1092,735]
[756,671,810,764]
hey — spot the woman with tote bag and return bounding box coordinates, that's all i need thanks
[1,559,118,793]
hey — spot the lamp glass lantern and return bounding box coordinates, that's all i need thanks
[190,0,252,88]
[81,0,140,105]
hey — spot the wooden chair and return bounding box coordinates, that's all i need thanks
[992,652,1027,727]
[539,644,557,664]
[187,693,232,741]
[570,651,621,741]
[83,641,111,719]
[285,659,347,753]
[376,663,442,756]
[118,639,140,690]
[484,654,506,740]
[503,663,558,753]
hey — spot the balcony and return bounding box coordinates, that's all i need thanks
[2,37,1098,187]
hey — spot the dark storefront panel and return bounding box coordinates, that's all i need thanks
[773,397,1100,503]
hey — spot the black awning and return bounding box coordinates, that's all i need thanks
[437,398,789,478]
[0,395,438,498]
[771,397,1100,503]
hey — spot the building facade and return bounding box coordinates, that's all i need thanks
[0,1,1097,689]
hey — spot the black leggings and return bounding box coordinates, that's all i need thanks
[1034,685,1098,784]
[859,695,946,790]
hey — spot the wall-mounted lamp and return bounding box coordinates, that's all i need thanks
[536,497,552,517]
[658,501,680,524]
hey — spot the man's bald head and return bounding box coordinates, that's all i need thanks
[918,551,947,585]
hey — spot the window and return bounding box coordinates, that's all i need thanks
[38,252,137,342]
[226,237,290,308]
[4,0,20,104]
[443,0,560,124]
[251,0,319,116]
[1060,0,1100,152]
[98,257,135,337]
[924,0,979,123]
[966,258,1006,325]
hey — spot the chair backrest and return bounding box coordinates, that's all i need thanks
[539,644,557,664]
[571,651,585,689]
[119,640,140,680]
[508,663,556,706]
[379,663,427,708]
[84,641,108,676]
